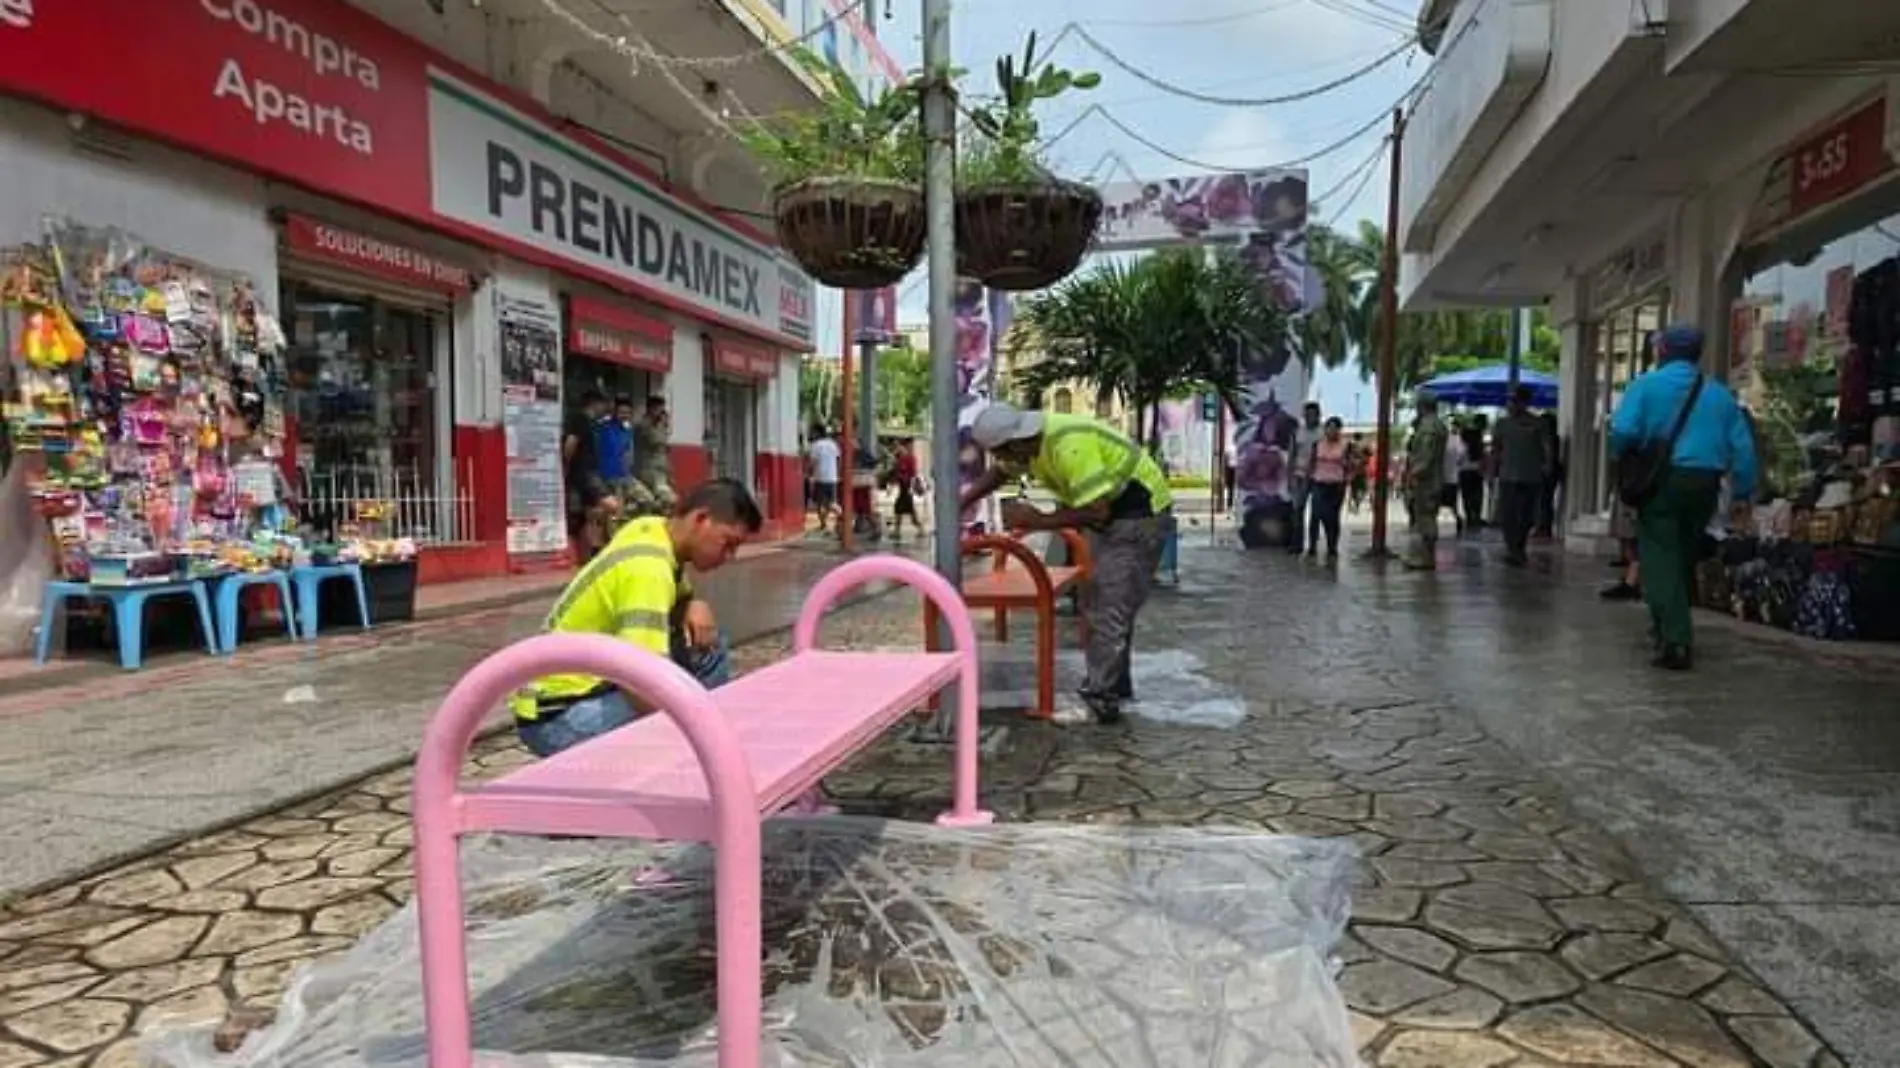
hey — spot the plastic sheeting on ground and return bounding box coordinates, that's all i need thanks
[979,645,1249,729]
[150,820,1360,1068]
[0,462,55,657]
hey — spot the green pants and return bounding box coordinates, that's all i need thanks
[1636,469,1722,648]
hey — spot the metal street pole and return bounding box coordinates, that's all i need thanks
[1369,108,1404,558]
[1506,306,1524,391]
[922,0,959,738]
[839,292,856,551]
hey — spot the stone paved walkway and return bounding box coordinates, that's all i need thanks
[0,544,917,901]
[0,536,1891,1066]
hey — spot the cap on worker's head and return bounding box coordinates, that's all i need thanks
[969,403,1046,450]
[1656,324,1705,363]
[1415,390,1438,411]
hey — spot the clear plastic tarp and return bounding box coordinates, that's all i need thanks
[150,820,1361,1068]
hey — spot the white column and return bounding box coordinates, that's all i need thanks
[1552,275,1599,537]
[669,324,707,448]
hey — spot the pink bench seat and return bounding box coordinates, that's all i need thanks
[410,555,990,1068]
[462,650,961,841]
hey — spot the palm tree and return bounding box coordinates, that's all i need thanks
[1303,221,1379,373]
[1011,248,1290,446]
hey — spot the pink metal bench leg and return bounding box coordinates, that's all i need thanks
[414,802,475,1068]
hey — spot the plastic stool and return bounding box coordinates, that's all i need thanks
[290,563,373,640]
[35,579,217,670]
[213,571,298,653]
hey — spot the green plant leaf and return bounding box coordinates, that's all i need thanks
[1072,71,1102,90]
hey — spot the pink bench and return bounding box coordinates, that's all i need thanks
[410,555,990,1068]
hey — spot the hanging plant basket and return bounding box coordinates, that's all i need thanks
[955,178,1103,292]
[772,177,927,290]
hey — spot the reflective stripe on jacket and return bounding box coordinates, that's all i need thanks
[1027,413,1174,514]
[511,516,689,720]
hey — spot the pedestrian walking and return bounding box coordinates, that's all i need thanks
[1286,402,1322,554]
[963,402,1173,726]
[1442,429,1465,535]
[806,425,841,535]
[1609,325,1757,670]
[1493,385,1552,566]
[1405,394,1450,571]
[1457,415,1488,530]
[1306,417,1350,560]
[889,437,923,541]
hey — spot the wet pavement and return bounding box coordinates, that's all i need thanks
[0,544,917,901]
[0,531,1895,1065]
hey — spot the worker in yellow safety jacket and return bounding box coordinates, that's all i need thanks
[961,403,1174,727]
[511,478,763,756]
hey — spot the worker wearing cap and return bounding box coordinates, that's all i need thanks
[962,403,1173,725]
[1610,324,1757,671]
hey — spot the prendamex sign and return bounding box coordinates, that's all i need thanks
[428,71,805,343]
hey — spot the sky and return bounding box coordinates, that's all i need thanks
[808,0,1427,422]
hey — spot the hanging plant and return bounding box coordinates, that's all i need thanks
[736,50,930,289]
[955,34,1105,292]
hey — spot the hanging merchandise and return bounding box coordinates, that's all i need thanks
[0,219,370,588]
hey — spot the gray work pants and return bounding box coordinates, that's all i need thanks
[1081,512,1168,705]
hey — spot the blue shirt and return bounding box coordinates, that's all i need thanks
[595,418,632,481]
[1609,360,1757,499]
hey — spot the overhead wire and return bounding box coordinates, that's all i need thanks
[1308,137,1387,212]
[533,0,873,70]
[1061,23,1418,108]
[1324,141,1387,225]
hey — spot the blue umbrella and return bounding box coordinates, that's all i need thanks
[1418,365,1559,409]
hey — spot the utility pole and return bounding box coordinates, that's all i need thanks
[1369,107,1405,558]
[921,0,959,737]
[839,291,856,552]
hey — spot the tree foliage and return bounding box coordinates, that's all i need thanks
[1008,248,1292,444]
[1302,221,1561,393]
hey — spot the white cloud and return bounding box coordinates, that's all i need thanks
[1188,109,1298,172]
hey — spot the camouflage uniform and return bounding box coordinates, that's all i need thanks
[1405,415,1449,569]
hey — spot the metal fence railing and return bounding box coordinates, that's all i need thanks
[295,458,476,544]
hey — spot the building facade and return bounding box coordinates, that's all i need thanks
[0,0,898,579]
[1402,0,1900,543]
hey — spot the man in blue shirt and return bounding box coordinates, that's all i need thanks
[595,394,635,493]
[1609,325,1757,670]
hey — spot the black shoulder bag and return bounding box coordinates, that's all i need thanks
[1617,374,1704,510]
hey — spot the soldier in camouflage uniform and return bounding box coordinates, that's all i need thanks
[622,396,676,517]
[1405,393,1450,571]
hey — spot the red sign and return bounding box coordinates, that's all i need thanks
[1788,97,1892,217]
[0,0,433,219]
[712,340,778,380]
[568,296,672,373]
[283,214,472,293]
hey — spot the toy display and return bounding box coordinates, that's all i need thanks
[1,220,298,584]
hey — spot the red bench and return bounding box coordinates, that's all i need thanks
[410,554,990,1068]
[926,530,1092,718]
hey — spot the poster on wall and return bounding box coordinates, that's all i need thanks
[498,295,566,556]
[954,280,1013,530]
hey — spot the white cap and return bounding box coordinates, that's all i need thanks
[969,403,1046,450]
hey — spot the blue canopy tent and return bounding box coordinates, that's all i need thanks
[1417,365,1559,409]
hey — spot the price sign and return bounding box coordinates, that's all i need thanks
[1789,98,1891,216]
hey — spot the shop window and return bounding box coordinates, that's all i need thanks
[282,283,441,539]
[1735,212,1900,498]
[1052,387,1073,414]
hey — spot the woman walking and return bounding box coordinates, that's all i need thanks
[1306,417,1351,560]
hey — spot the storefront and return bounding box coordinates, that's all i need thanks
[563,294,672,414]
[704,334,773,490]
[1566,230,1672,529]
[0,0,815,583]
[275,212,476,545]
[1692,91,1900,641]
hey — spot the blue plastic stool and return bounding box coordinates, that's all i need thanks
[211,570,298,654]
[34,579,217,670]
[289,563,372,640]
